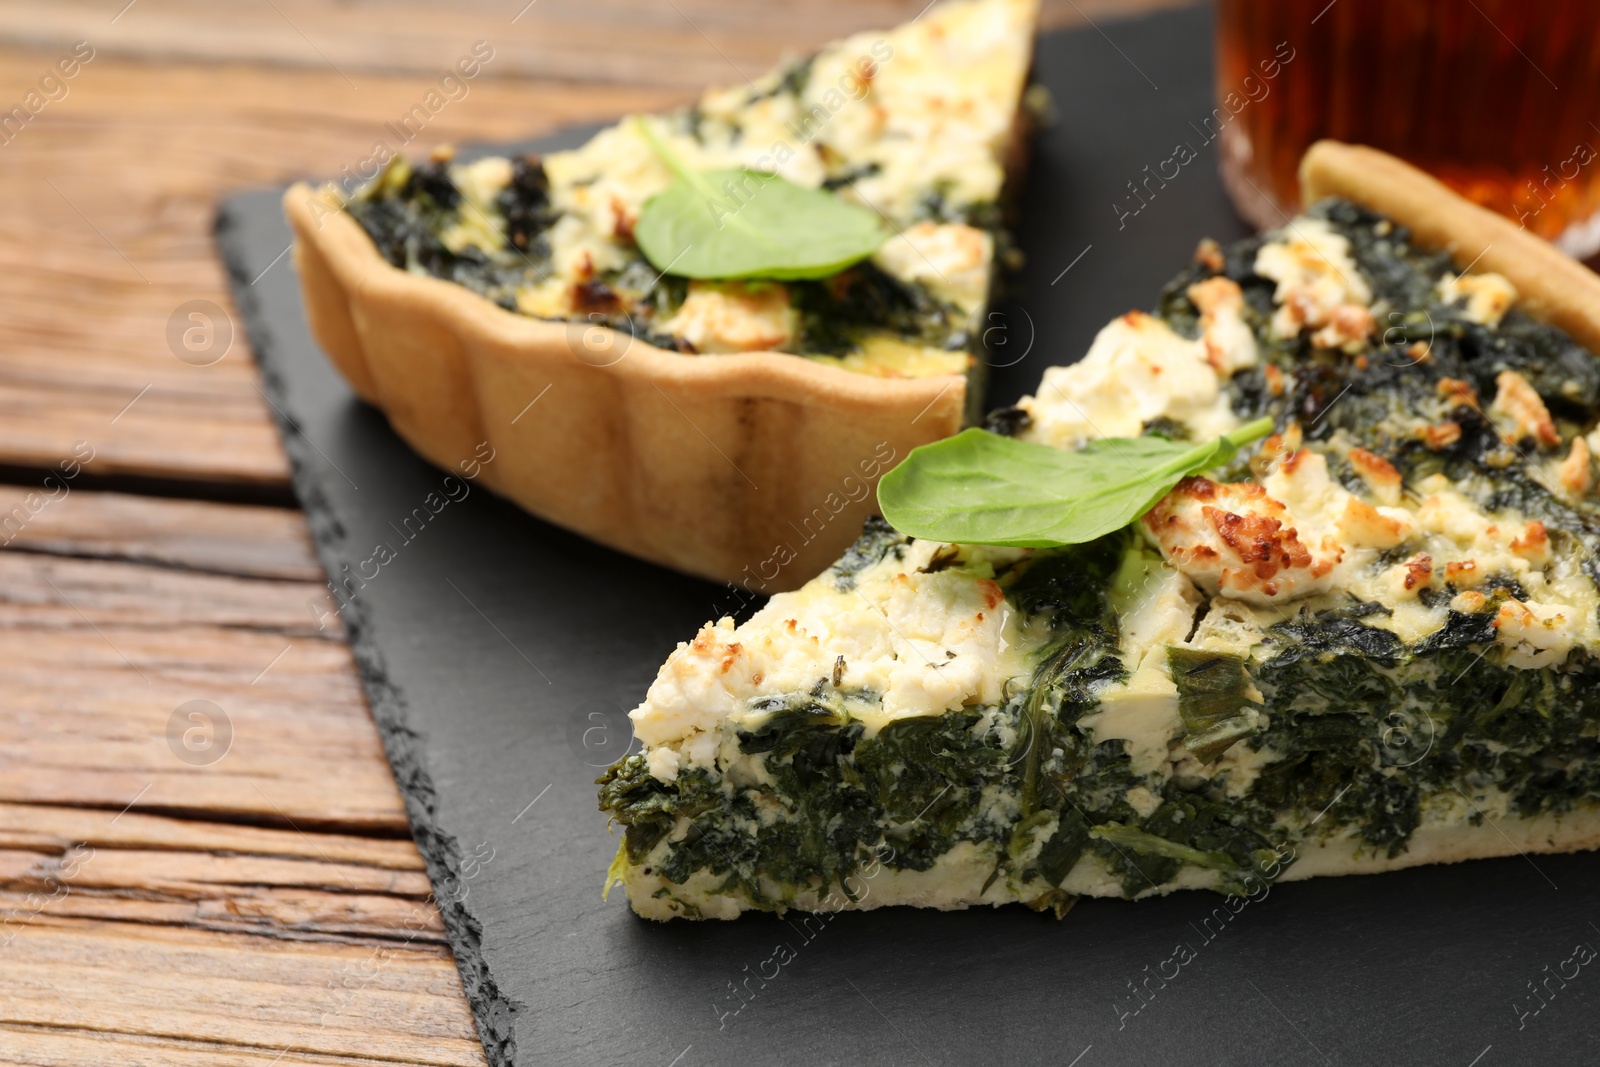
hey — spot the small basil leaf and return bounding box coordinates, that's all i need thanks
[631,118,888,281]
[875,417,1274,548]
[636,171,890,280]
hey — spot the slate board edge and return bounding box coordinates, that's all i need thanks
[214,206,522,1067]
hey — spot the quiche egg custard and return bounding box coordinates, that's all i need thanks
[341,0,1037,397]
[600,189,1600,920]
[284,0,1039,590]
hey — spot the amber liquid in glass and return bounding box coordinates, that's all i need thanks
[1216,0,1600,255]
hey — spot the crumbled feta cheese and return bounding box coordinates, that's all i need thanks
[1420,421,1463,450]
[1017,311,1236,448]
[646,746,682,782]
[1405,483,1556,601]
[438,156,514,255]
[1384,552,1436,601]
[453,156,513,210]
[1141,475,1341,604]
[815,0,1035,223]
[661,281,798,354]
[1253,217,1374,352]
[1509,521,1551,566]
[1337,498,1414,550]
[1186,276,1258,375]
[1110,549,1203,670]
[630,539,1032,753]
[1261,447,1413,552]
[1187,597,1270,657]
[1489,369,1560,447]
[1559,436,1594,499]
[1077,658,1182,777]
[1125,786,1162,818]
[1347,447,1402,506]
[632,618,748,748]
[1436,377,1480,410]
[1494,597,1574,669]
[872,221,992,316]
[1437,271,1518,326]
[1415,484,1497,546]
[544,124,673,277]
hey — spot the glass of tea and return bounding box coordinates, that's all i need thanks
[1215,0,1600,256]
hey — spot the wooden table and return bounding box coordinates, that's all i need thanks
[0,1,1186,1062]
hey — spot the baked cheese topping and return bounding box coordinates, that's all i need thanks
[633,538,1032,764]
[872,221,995,315]
[1437,270,1518,326]
[658,282,798,355]
[602,198,1600,921]
[343,0,1038,381]
[1253,217,1374,351]
[1016,311,1239,447]
[1142,474,1343,605]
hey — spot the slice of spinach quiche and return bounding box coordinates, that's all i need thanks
[341,0,1037,397]
[599,155,1600,920]
[284,0,1039,589]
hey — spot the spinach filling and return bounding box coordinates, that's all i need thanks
[342,134,992,365]
[346,157,554,314]
[600,537,1600,909]
[1251,604,1600,855]
[599,704,1018,909]
[601,533,1288,909]
[600,198,1600,911]
[1164,201,1600,588]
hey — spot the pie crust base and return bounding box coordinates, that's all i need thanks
[285,185,965,591]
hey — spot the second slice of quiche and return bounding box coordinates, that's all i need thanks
[600,144,1600,920]
[285,0,1039,589]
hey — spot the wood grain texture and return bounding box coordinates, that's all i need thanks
[2,919,482,1066]
[0,546,419,829]
[0,803,439,941]
[0,48,673,490]
[0,0,1196,89]
[0,486,319,579]
[0,490,485,1066]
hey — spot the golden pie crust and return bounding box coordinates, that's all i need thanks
[284,185,966,591]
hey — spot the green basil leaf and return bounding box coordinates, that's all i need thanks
[631,118,888,281]
[875,417,1275,548]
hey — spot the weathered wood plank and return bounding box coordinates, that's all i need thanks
[0,803,420,869]
[0,0,1195,89]
[0,803,440,943]
[1,551,331,633]
[2,918,484,1066]
[0,48,673,485]
[0,492,482,1064]
[0,498,402,830]
[0,487,320,580]
[0,1025,455,1067]
[0,623,407,830]
[0,856,443,944]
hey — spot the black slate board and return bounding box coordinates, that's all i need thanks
[217,7,1600,1065]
